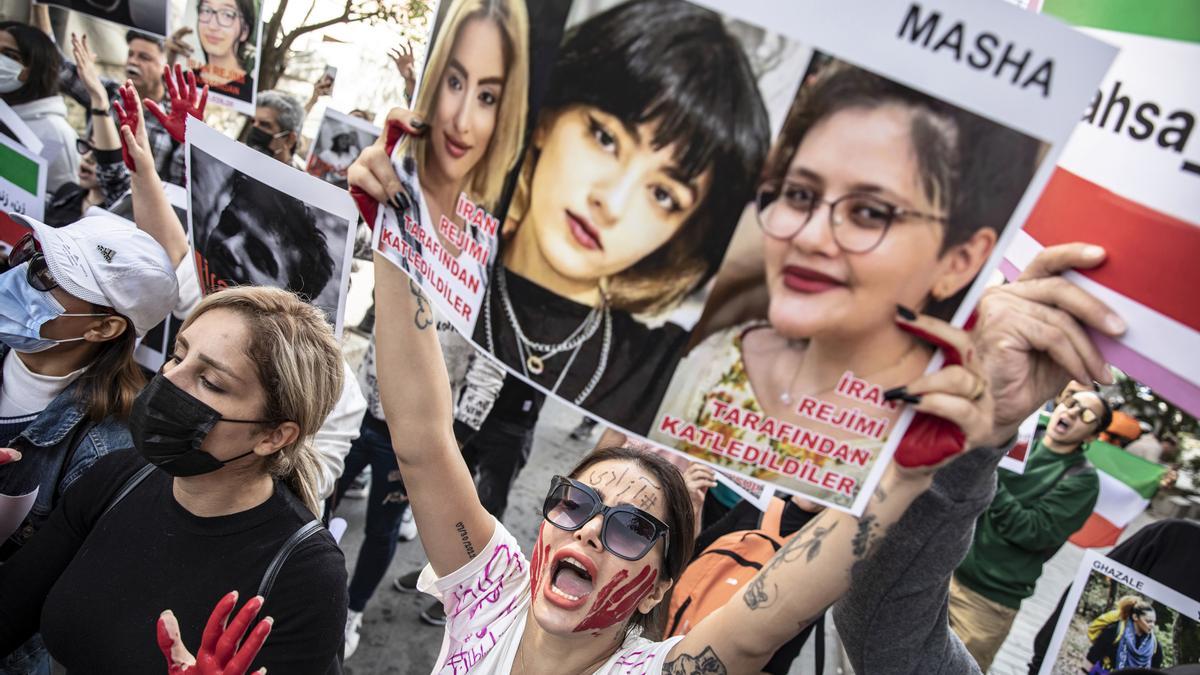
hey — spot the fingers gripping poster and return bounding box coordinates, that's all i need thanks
[372,0,1116,515]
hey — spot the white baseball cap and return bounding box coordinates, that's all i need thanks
[11,214,179,338]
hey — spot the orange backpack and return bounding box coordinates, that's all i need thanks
[667,497,791,637]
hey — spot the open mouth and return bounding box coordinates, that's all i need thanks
[1052,417,1072,434]
[547,553,595,608]
[125,65,142,79]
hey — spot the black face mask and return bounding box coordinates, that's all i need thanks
[245,126,280,156]
[130,373,273,477]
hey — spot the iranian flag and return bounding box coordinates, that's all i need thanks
[1003,0,1200,417]
[1069,441,1167,548]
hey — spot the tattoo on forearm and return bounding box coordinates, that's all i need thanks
[851,514,881,560]
[663,646,727,674]
[409,279,432,330]
[455,521,476,559]
[743,520,839,611]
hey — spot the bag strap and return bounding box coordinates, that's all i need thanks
[762,497,787,536]
[814,613,825,674]
[99,464,156,519]
[257,519,322,600]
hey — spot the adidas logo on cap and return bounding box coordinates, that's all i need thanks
[96,245,115,263]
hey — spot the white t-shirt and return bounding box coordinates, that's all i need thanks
[0,350,85,417]
[417,520,683,674]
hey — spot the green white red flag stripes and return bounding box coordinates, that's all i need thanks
[1069,441,1167,548]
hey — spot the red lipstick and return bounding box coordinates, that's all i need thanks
[566,210,603,251]
[782,265,845,294]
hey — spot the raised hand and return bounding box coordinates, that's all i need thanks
[389,41,416,99]
[890,308,995,470]
[165,27,195,66]
[682,463,716,533]
[346,107,426,225]
[157,591,272,675]
[70,32,108,110]
[145,64,208,145]
[113,82,147,172]
[973,243,1125,448]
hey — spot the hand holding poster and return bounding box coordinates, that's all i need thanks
[179,0,262,114]
[185,117,357,336]
[1004,0,1200,418]
[1039,551,1200,674]
[372,0,1116,515]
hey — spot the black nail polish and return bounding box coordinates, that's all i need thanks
[409,119,427,132]
[882,386,922,404]
[896,304,917,321]
[393,191,410,213]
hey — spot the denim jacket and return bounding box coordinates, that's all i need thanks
[0,347,132,558]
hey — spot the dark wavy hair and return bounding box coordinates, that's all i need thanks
[0,22,61,103]
[764,62,1042,320]
[566,446,695,639]
[514,0,769,314]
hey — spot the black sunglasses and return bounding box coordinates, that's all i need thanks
[542,476,669,562]
[8,234,57,292]
[75,138,95,155]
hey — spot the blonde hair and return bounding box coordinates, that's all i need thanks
[181,287,344,515]
[407,0,529,209]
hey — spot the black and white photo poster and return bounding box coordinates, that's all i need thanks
[306,108,379,189]
[34,0,170,37]
[185,117,357,336]
[1040,551,1200,674]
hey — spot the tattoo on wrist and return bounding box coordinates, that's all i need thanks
[455,521,476,559]
[851,514,881,561]
[409,279,432,330]
[663,646,727,675]
[743,520,838,611]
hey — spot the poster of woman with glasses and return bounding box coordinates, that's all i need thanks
[180,0,261,114]
[648,52,1049,511]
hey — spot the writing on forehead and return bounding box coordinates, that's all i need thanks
[585,467,662,510]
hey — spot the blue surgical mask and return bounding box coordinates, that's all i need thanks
[0,264,107,353]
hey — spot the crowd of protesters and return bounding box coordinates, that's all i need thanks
[0,4,1194,675]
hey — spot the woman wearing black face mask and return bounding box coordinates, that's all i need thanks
[0,286,349,674]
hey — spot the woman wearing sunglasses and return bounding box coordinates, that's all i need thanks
[0,216,177,672]
[366,233,1001,674]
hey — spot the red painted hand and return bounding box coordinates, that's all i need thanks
[145,64,209,145]
[112,83,141,172]
[156,591,272,675]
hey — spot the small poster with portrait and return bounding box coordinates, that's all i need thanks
[306,108,380,190]
[178,0,263,114]
[184,117,357,336]
[1039,551,1200,675]
[372,0,1117,514]
[34,0,170,38]
[0,133,46,223]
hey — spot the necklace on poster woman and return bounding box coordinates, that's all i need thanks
[485,266,612,406]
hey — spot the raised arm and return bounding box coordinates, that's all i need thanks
[666,311,996,673]
[114,82,188,266]
[371,240,493,576]
[833,243,1127,675]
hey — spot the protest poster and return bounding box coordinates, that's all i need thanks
[0,101,43,156]
[1002,0,1200,419]
[999,408,1049,474]
[372,0,1116,514]
[306,108,380,189]
[185,117,357,336]
[33,0,169,37]
[1039,551,1200,674]
[179,0,263,114]
[0,133,47,223]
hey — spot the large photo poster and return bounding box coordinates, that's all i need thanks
[373,0,1117,514]
[185,117,357,336]
[33,0,170,37]
[1039,551,1200,674]
[179,0,263,114]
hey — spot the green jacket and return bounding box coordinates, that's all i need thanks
[955,439,1100,608]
